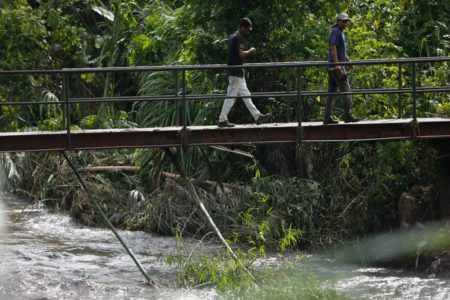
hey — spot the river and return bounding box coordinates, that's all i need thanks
[1,195,450,299]
[0,196,217,299]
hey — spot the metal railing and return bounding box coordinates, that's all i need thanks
[0,56,449,149]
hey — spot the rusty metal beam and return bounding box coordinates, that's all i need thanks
[1,118,450,153]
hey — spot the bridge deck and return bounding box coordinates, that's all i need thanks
[1,118,450,152]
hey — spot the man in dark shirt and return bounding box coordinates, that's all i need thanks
[323,12,358,124]
[218,18,270,127]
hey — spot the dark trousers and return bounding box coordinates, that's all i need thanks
[324,69,353,120]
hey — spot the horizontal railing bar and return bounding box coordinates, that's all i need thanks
[0,57,448,75]
[300,86,450,97]
[0,69,64,75]
[66,86,450,103]
[0,101,66,105]
[1,86,448,106]
[62,57,450,73]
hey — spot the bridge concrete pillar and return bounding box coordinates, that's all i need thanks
[434,140,450,219]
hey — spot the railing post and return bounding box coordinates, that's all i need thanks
[296,66,303,142]
[62,72,72,150]
[286,67,291,122]
[286,67,291,92]
[174,70,180,126]
[398,63,403,118]
[412,62,417,122]
[181,69,188,149]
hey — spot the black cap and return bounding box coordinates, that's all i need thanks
[240,17,252,28]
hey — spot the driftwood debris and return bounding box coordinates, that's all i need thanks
[77,166,139,173]
[76,166,230,189]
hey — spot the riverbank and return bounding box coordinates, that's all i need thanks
[1,141,447,289]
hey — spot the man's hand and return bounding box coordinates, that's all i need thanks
[348,63,355,71]
[239,47,257,58]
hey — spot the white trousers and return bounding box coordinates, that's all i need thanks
[219,76,260,122]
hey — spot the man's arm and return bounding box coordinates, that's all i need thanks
[239,45,256,58]
[330,44,342,73]
[330,45,339,63]
[331,45,353,72]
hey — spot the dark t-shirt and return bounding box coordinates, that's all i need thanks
[227,31,244,77]
[328,26,346,62]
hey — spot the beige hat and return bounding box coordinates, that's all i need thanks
[337,12,349,20]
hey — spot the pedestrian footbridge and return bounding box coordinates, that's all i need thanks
[0,56,449,152]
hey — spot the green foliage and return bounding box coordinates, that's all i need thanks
[166,241,346,299]
[396,0,450,57]
[0,1,94,70]
[234,141,437,249]
[2,0,448,131]
[234,177,313,250]
[127,1,183,66]
[436,100,450,117]
[315,141,436,234]
[80,110,136,129]
[166,238,256,291]
[36,91,64,130]
[0,1,95,130]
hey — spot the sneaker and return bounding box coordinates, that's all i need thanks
[323,117,339,125]
[218,120,235,127]
[256,113,271,125]
[343,114,359,123]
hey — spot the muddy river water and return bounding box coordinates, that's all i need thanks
[1,195,450,299]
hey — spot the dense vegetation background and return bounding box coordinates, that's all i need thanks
[0,0,449,253]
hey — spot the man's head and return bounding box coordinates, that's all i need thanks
[336,12,349,30]
[238,17,253,36]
